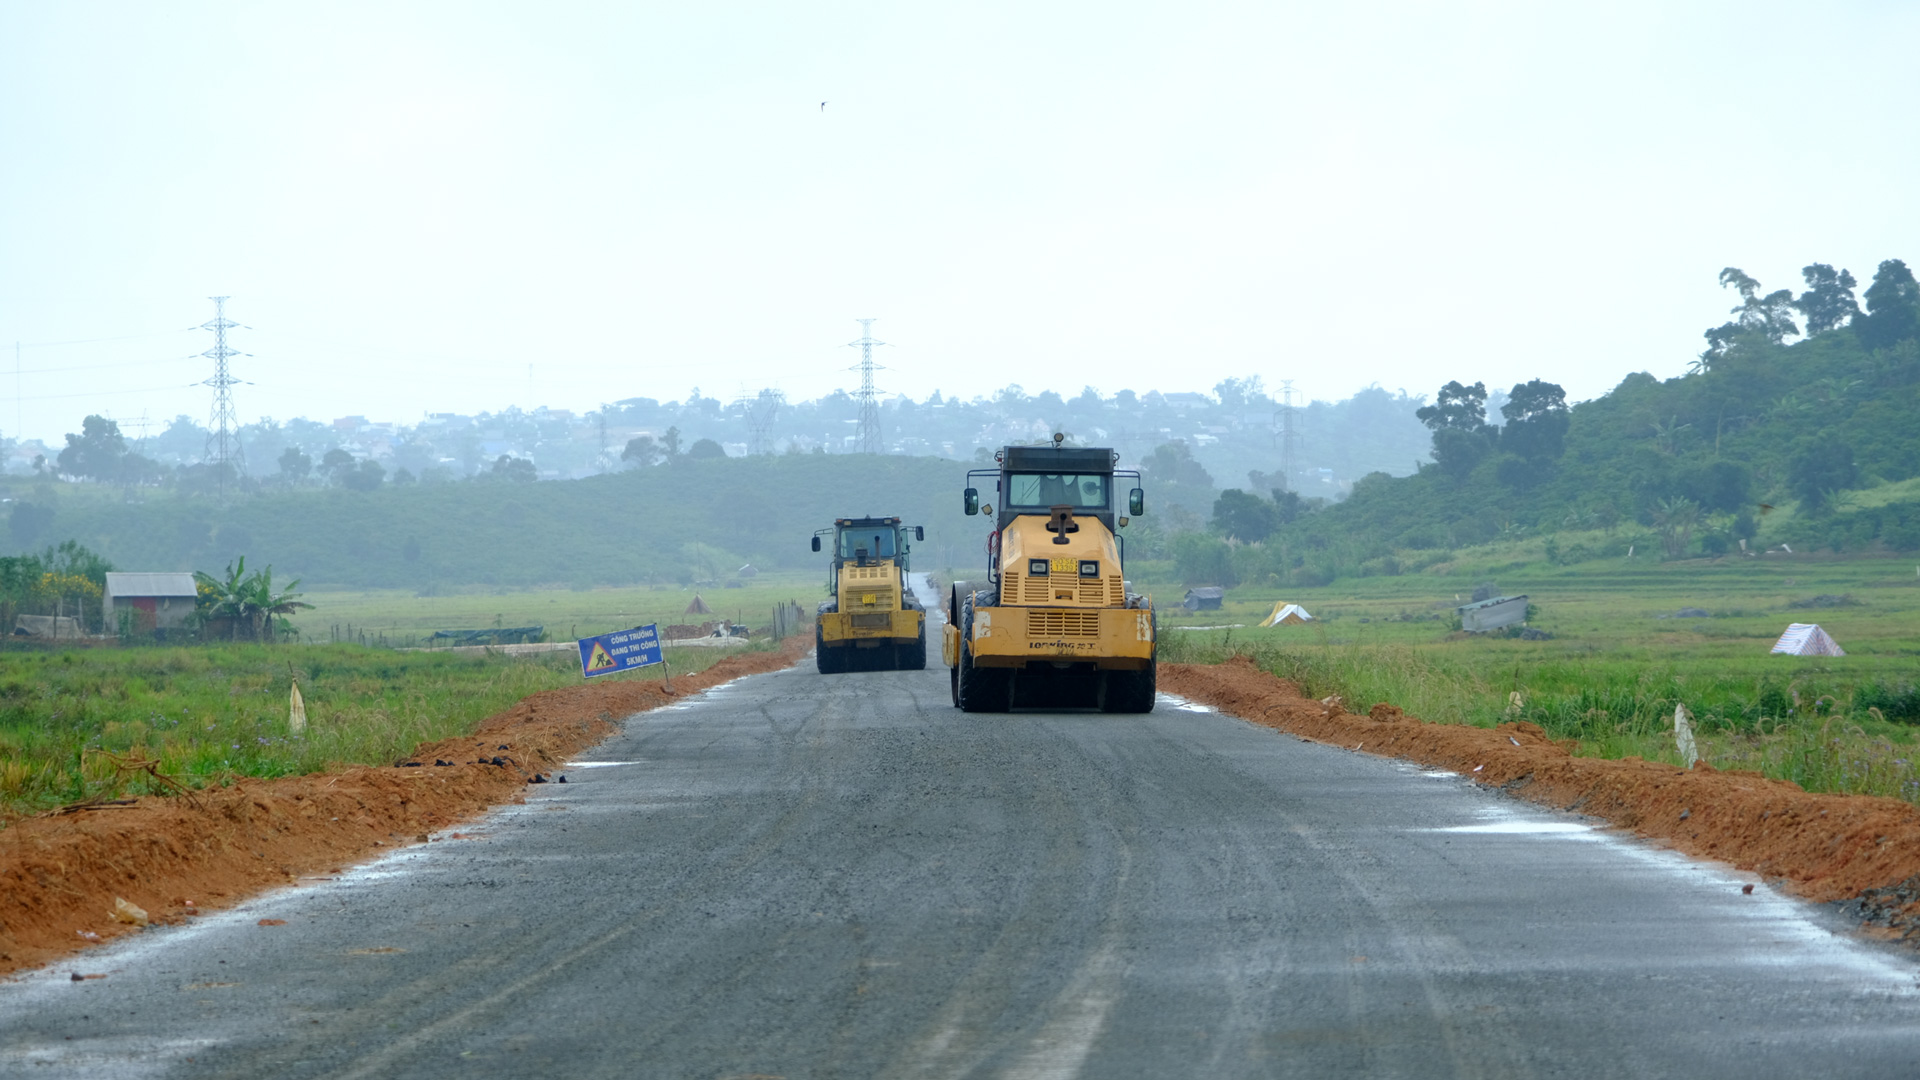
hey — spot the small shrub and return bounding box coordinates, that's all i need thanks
[1855,680,1920,723]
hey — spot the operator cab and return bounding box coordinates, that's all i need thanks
[963,443,1143,535]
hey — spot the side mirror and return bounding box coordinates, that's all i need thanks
[1129,488,1145,516]
[915,526,925,541]
[810,536,821,552]
[964,488,979,516]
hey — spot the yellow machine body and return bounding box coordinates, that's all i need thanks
[941,516,1153,669]
[820,558,924,647]
[813,516,928,673]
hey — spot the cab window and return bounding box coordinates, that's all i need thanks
[838,529,897,559]
[1005,473,1109,510]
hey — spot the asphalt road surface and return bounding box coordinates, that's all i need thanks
[7,633,1920,1076]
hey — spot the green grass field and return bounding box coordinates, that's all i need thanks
[0,639,764,820]
[285,571,828,647]
[1155,552,1920,804]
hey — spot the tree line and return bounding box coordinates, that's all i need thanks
[1170,257,1920,586]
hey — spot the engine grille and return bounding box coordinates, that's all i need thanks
[1028,610,1101,638]
[1008,571,1126,606]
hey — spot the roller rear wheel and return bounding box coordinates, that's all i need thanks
[955,598,1011,713]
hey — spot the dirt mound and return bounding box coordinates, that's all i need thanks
[1162,657,1920,939]
[0,637,809,978]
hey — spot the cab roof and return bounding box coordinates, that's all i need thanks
[1000,446,1115,474]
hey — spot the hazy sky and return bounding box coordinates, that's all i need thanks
[3,0,1916,445]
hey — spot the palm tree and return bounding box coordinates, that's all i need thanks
[240,563,312,642]
[1650,497,1702,560]
[193,557,313,641]
[192,558,250,640]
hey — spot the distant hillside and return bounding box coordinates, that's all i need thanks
[14,455,992,589]
[1179,260,1920,586]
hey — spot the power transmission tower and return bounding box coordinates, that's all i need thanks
[741,388,784,455]
[119,410,154,453]
[200,296,249,492]
[847,318,886,454]
[1275,379,1297,492]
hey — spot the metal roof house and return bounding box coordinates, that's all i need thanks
[104,572,199,634]
[1182,587,1226,611]
[1457,594,1529,633]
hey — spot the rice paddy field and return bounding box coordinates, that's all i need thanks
[1156,550,1920,803]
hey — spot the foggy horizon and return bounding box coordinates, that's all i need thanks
[6,1,1917,445]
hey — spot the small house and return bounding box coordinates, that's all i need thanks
[104,572,199,634]
[1457,594,1529,633]
[1182,587,1225,611]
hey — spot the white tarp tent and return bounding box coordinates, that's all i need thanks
[1260,602,1314,627]
[1770,623,1845,657]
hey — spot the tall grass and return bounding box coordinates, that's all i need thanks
[1160,630,1920,806]
[0,641,749,820]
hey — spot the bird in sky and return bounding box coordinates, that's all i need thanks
[820,101,827,112]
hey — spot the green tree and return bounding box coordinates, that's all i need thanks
[1793,263,1860,335]
[55,415,131,482]
[490,455,537,482]
[1171,533,1236,586]
[1414,380,1489,433]
[661,426,684,458]
[1650,496,1702,560]
[341,458,386,492]
[1700,267,1799,368]
[621,434,662,467]
[1787,438,1858,515]
[1673,459,1753,514]
[1497,379,1569,460]
[192,556,313,641]
[1213,376,1265,408]
[319,447,356,485]
[1416,381,1494,480]
[687,438,727,460]
[1211,489,1279,542]
[278,446,312,484]
[1140,440,1217,523]
[1858,259,1920,350]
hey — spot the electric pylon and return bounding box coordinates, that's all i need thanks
[847,319,886,454]
[1276,379,1297,492]
[200,296,248,490]
[742,388,784,455]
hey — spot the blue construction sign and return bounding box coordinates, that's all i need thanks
[578,624,664,678]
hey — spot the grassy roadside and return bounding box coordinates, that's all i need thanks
[1156,554,1920,804]
[0,640,768,820]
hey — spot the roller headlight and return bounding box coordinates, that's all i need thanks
[1079,560,1100,577]
[1028,559,1050,576]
